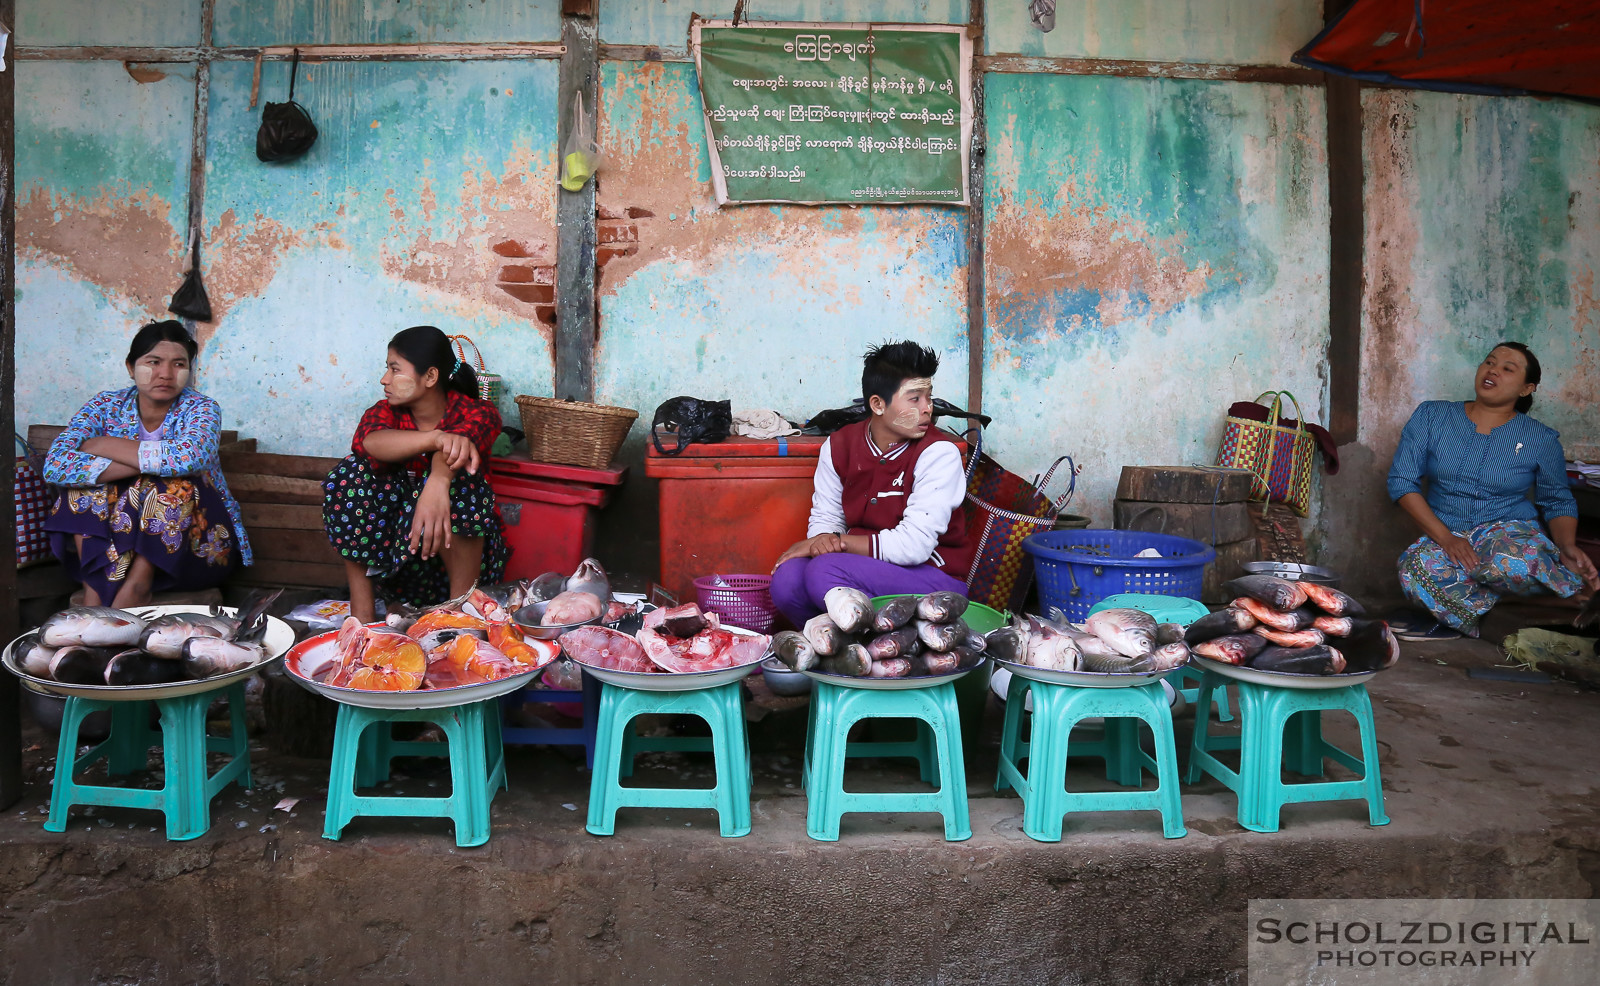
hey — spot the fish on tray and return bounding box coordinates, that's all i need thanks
[872,595,919,633]
[771,630,818,672]
[1083,608,1158,658]
[1249,644,1347,675]
[560,626,654,674]
[39,607,146,649]
[1193,633,1268,666]
[181,590,285,679]
[49,646,117,685]
[803,614,846,656]
[1302,582,1366,617]
[15,633,56,678]
[1253,626,1326,648]
[1233,598,1318,632]
[916,619,969,653]
[139,612,235,660]
[542,590,605,627]
[425,635,521,689]
[327,619,428,691]
[866,625,920,661]
[1222,575,1308,612]
[636,606,769,673]
[106,649,195,686]
[1184,607,1258,644]
[824,586,874,635]
[916,591,969,624]
[820,644,872,677]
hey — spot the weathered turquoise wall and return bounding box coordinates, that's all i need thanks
[19,0,200,47]
[600,1,965,45]
[15,61,196,428]
[14,0,1599,595]
[1322,89,1600,591]
[214,0,560,46]
[198,58,560,454]
[986,0,1322,65]
[594,61,970,434]
[983,73,1330,523]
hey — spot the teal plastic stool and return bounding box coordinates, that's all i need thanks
[587,681,751,837]
[995,677,1186,840]
[803,679,970,842]
[45,682,251,841]
[1088,593,1232,721]
[1185,670,1390,833]
[323,698,507,848]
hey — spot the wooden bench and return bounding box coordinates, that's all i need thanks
[221,452,346,590]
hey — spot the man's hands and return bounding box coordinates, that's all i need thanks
[1558,544,1600,591]
[772,533,844,571]
[1438,533,1481,572]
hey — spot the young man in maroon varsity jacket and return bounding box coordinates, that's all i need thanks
[770,341,973,627]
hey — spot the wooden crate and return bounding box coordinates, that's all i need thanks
[223,451,346,589]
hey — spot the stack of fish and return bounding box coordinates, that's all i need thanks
[1185,575,1399,675]
[13,592,283,686]
[321,587,562,692]
[769,588,986,679]
[983,607,1191,674]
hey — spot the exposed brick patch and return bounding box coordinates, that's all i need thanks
[497,282,556,305]
[596,220,638,245]
[535,304,557,325]
[597,244,639,268]
[498,265,536,283]
[625,206,655,219]
[492,239,532,257]
[597,205,625,221]
[532,265,556,286]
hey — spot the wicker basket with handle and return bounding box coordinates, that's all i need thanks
[515,395,638,469]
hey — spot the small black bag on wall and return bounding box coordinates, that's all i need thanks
[651,397,732,455]
[167,233,212,322]
[256,49,319,163]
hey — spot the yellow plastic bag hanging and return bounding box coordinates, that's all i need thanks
[559,91,601,192]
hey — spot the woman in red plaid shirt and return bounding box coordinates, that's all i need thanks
[322,326,507,621]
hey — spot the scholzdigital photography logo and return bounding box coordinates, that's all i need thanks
[1248,899,1599,984]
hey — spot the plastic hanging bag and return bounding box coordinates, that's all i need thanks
[256,48,319,163]
[651,396,732,455]
[559,91,602,192]
[167,232,213,322]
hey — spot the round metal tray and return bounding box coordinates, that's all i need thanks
[283,628,547,710]
[1191,654,1377,689]
[512,599,602,641]
[990,655,1184,689]
[1,605,295,702]
[801,660,985,691]
[568,624,767,692]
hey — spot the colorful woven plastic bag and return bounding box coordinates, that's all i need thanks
[960,432,1077,614]
[14,434,52,567]
[1215,391,1316,516]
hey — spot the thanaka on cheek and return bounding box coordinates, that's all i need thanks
[388,375,419,401]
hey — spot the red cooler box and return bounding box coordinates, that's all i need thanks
[644,430,966,604]
[490,454,627,579]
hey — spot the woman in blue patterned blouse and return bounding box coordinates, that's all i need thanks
[1388,342,1598,636]
[43,321,252,608]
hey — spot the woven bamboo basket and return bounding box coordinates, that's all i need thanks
[515,395,638,469]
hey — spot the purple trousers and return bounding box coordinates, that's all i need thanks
[771,553,968,628]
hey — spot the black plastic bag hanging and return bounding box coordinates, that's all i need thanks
[256,49,318,163]
[167,233,212,322]
[650,397,732,455]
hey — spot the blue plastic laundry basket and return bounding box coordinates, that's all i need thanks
[1022,530,1216,623]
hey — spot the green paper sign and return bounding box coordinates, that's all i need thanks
[692,22,972,205]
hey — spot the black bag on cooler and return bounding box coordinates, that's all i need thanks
[650,397,733,456]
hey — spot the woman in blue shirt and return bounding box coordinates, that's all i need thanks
[1388,342,1598,636]
[43,321,252,608]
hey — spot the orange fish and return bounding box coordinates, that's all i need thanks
[407,609,488,640]
[425,635,519,689]
[487,618,560,671]
[331,622,426,691]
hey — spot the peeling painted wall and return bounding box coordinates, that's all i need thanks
[600,1,965,46]
[986,0,1324,66]
[15,61,195,428]
[983,73,1330,526]
[1322,89,1600,594]
[199,58,561,454]
[594,60,970,433]
[214,0,560,46]
[19,0,200,47]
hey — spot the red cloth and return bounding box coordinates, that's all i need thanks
[1227,401,1340,475]
[352,390,502,475]
[829,421,975,579]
